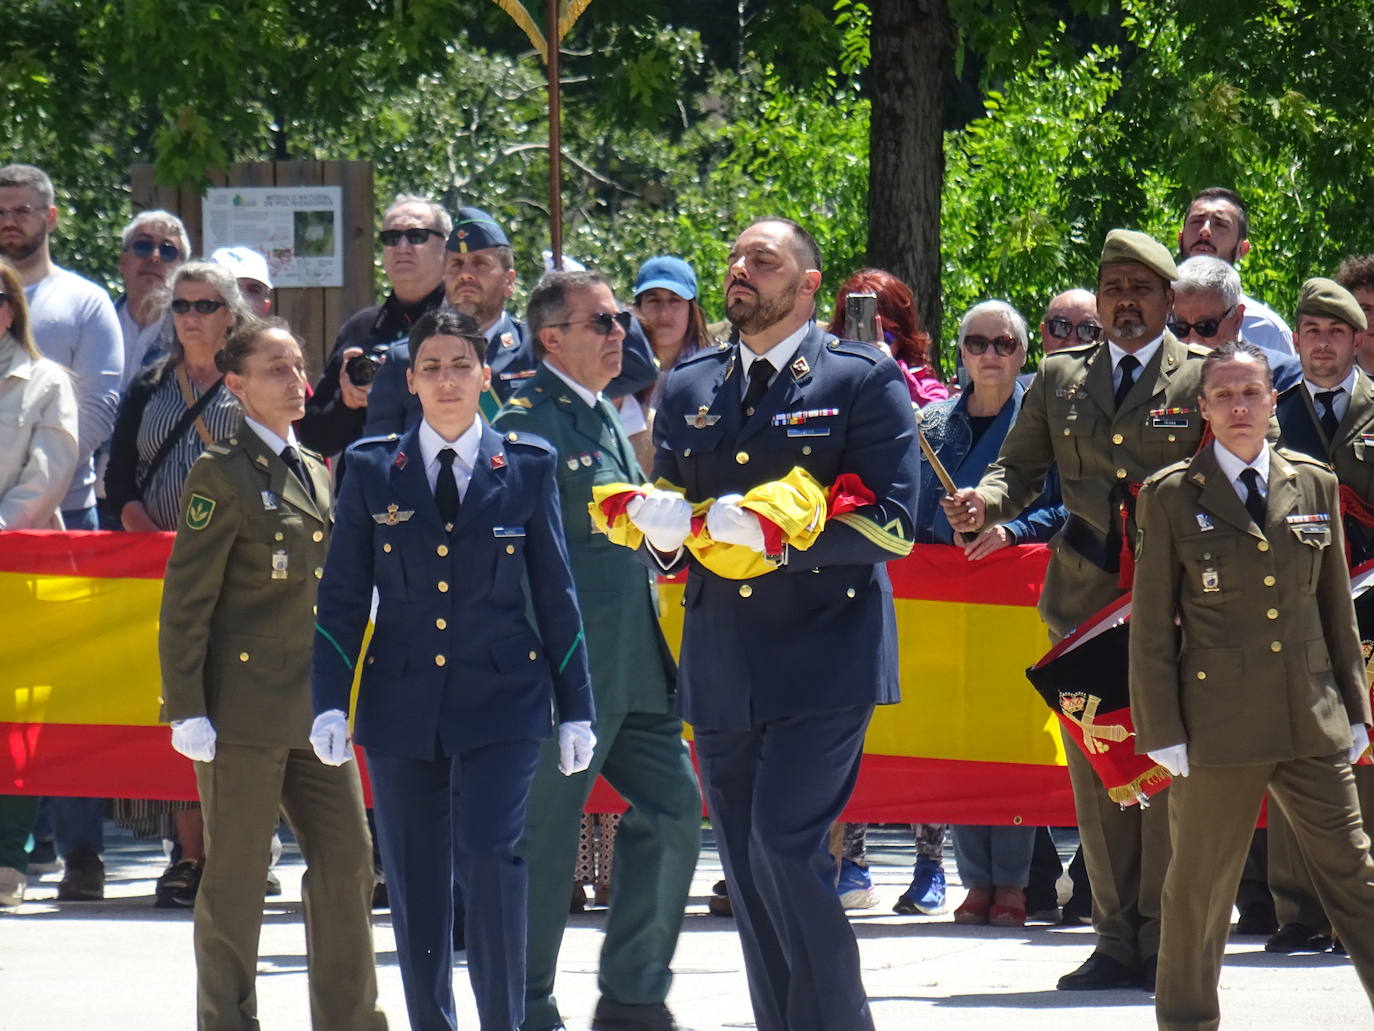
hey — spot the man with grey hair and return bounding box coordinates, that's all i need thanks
[0,161,121,902]
[1171,256,1301,390]
[115,209,190,386]
[299,193,450,459]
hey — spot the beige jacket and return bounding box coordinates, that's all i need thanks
[0,334,79,529]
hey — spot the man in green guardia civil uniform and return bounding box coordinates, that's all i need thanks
[944,229,1209,993]
[492,269,701,1031]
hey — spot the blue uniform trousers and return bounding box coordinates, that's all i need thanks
[368,739,542,1031]
[694,705,876,1031]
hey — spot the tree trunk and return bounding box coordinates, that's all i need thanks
[867,0,953,360]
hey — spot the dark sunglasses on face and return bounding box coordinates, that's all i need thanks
[1166,307,1234,339]
[379,227,445,247]
[962,334,1021,356]
[1046,316,1102,342]
[171,298,226,315]
[549,311,633,336]
[128,238,181,263]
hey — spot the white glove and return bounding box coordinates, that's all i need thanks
[170,717,216,763]
[626,489,692,553]
[558,720,596,776]
[310,709,354,766]
[1147,743,1190,778]
[1350,723,1370,764]
[706,494,766,552]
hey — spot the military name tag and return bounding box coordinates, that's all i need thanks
[492,526,526,538]
[1150,416,1190,428]
[787,427,831,437]
[271,548,289,580]
[1287,514,1332,547]
[372,503,415,526]
[1201,566,1220,593]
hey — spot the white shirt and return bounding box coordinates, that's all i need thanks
[739,324,809,400]
[242,415,299,458]
[1108,334,1163,393]
[1213,439,1270,503]
[543,360,601,410]
[1303,367,1360,425]
[418,417,481,499]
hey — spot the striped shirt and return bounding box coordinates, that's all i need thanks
[135,369,242,530]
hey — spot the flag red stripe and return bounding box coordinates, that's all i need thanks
[0,529,172,579]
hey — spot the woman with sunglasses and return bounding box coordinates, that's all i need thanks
[828,268,950,407]
[104,260,252,906]
[913,299,1066,928]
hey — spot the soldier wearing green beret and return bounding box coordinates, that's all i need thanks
[944,228,1209,992]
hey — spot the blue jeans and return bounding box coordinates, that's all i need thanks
[950,824,1036,888]
[61,506,99,531]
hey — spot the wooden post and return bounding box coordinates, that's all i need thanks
[547,0,562,270]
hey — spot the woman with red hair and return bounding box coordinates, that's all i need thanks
[828,269,950,407]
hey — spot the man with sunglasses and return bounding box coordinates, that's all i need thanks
[1178,186,1293,356]
[1042,289,1103,353]
[944,229,1209,994]
[115,210,189,385]
[0,162,121,901]
[299,194,450,460]
[366,207,658,436]
[492,269,701,1031]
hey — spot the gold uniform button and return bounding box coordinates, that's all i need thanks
[1115,468,1127,479]
[435,655,446,667]
[1257,540,1269,552]
[436,544,449,557]
[437,580,449,593]
[739,584,753,598]
[1202,552,1212,560]
[735,451,750,465]
[239,652,250,662]
[274,531,284,541]
[314,567,323,579]
[1266,608,1279,620]
[312,605,317,615]
[383,542,392,553]
[683,448,692,458]
[528,650,538,661]
[846,587,856,598]
[436,618,447,630]
[506,544,515,554]
[1168,434,1177,443]
[1270,641,1283,653]
[1111,433,1124,445]
[506,432,519,442]
[1264,575,1276,586]
[1062,427,1071,436]
[367,655,374,665]
[802,445,813,455]
[1196,671,1207,681]
[312,530,324,543]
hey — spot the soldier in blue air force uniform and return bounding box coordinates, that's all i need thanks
[311,308,595,1031]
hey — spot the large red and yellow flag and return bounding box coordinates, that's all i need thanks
[0,532,1074,823]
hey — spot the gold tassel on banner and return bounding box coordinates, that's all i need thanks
[1106,763,1172,806]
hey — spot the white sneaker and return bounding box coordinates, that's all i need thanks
[0,866,26,906]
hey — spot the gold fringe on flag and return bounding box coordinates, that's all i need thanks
[1106,762,1172,805]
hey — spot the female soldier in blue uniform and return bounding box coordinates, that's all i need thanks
[310,307,595,1031]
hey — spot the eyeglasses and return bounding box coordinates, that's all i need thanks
[127,238,181,263]
[0,205,37,221]
[549,311,633,336]
[1046,316,1102,343]
[962,334,1021,356]
[379,228,445,247]
[1167,307,1234,339]
[171,298,227,315]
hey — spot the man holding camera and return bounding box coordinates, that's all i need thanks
[298,193,449,459]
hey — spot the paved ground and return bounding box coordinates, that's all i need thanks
[1,826,1367,1029]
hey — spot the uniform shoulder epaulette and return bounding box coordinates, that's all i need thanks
[502,384,551,411]
[1143,456,1193,487]
[500,429,554,453]
[299,444,325,462]
[1184,343,1212,359]
[825,337,882,364]
[351,433,400,448]
[678,342,731,367]
[1277,447,1332,470]
[1044,340,1100,362]
[204,442,233,457]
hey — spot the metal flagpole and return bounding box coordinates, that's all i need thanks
[546,0,563,270]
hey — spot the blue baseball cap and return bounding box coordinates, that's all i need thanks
[634,256,697,300]
[447,206,510,253]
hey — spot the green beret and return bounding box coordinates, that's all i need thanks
[1296,277,1368,332]
[1099,229,1178,283]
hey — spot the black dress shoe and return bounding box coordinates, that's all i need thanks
[590,997,680,1031]
[1141,954,1157,993]
[1235,905,1278,936]
[1056,952,1141,991]
[1265,922,1333,954]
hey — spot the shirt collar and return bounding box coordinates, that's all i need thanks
[483,310,514,342]
[1303,366,1360,401]
[1107,333,1163,373]
[418,415,482,474]
[542,359,601,409]
[740,323,810,383]
[1212,439,1270,493]
[243,415,298,457]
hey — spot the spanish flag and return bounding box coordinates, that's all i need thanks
[1,532,1075,824]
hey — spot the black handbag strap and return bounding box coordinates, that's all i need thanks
[136,374,225,499]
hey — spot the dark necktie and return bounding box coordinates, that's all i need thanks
[435,448,461,529]
[1315,389,1342,440]
[1114,354,1140,410]
[280,445,310,492]
[742,359,774,417]
[1239,467,1266,529]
